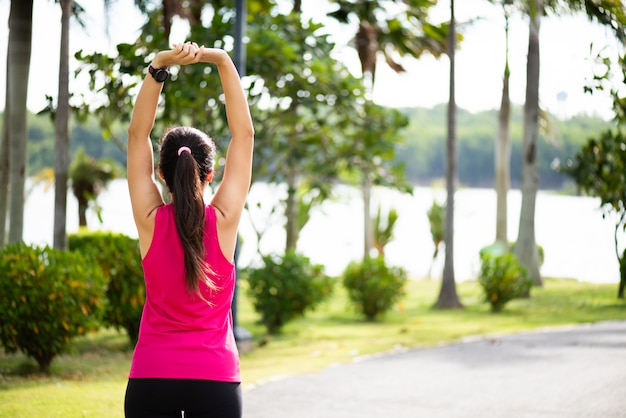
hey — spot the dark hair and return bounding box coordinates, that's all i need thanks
[158,126,218,296]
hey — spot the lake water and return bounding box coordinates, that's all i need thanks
[22,179,622,284]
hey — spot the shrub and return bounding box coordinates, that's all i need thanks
[478,252,532,313]
[0,243,106,373]
[69,230,145,346]
[342,256,407,321]
[244,251,333,334]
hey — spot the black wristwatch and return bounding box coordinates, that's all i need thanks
[148,65,169,82]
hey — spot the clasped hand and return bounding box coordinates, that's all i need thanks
[152,42,228,68]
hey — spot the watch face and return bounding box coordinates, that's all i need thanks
[154,69,169,82]
[149,65,169,82]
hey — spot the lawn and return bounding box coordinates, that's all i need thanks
[0,278,624,417]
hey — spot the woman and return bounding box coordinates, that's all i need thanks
[124,42,254,418]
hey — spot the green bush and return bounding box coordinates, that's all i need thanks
[0,243,106,373]
[244,251,333,334]
[69,230,145,346]
[478,252,532,313]
[342,256,407,321]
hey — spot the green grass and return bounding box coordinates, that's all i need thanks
[0,278,624,417]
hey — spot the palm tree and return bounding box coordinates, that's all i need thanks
[4,0,34,245]
[0,62,9,247]
[53,0,73,250]
[514,0,543,286]
[434,0,463,309]
[327,0,446,259]
[513,0,626,287]
[69,149,118,228]
[495,0,514,244]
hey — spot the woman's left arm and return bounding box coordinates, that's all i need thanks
[127,42,204,255]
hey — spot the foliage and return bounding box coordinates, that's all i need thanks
[478,251,532,313]
[342,256,407,320]
[244,251,334,334]
[245,11,367,250]
[561,46,626,298]
[373,205,399,256]
[561,128,626,296]
[69,148,121,226]
[339,102,412,192]
[0,243,106,373]
[397,105,611,187]
[560,129,626,216]
[427,200,445,260]
[69,230,145,346]
[327,0,448,78]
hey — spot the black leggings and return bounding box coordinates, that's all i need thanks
[124,378,242,418]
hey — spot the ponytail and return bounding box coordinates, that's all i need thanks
[159,127,219,298]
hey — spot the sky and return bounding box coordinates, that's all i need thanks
[0,0,623,120]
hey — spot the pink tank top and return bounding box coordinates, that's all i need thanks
[129,204,240,382]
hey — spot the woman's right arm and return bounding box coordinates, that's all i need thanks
[203,49,254,259]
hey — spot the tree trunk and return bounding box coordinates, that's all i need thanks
[7,0,33,244]
[359,20,377,260]
[515,0,542,287]
[362,175,373,259]
[616,225,625,299]
[285,166,299,251]
[0,62,9,248]
[78,197,88,228]
[53,0,73,250]
[435,0,462,309]
[495,10,511,245]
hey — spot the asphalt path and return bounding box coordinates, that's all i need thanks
[242,320,626,418]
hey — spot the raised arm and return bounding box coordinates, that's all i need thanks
[127,43,203,256]
[202,49,254,233]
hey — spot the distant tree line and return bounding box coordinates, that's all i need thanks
[1,105,609,190]
[397,104,611,189]
[0,112,125,178]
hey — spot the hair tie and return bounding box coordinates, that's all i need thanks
[178,146,191,156]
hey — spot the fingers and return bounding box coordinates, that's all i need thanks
[181,42,204,63]
[161,41,205,67]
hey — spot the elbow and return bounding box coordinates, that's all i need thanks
[241,125,255,146]
[244,123,255,140]
[127,124,142,142]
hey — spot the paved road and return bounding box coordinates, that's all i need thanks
[242,321,626,418]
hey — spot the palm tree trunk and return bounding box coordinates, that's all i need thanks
[0,61,9,248]
[53,0,73,250]
[435,0,462,309]
[495,8,511,244]
[78,197,88,228]
[515,0,542,286]
[7,0,33,244]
